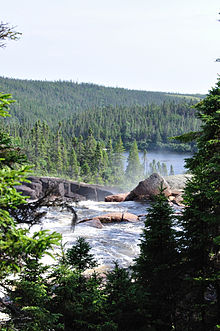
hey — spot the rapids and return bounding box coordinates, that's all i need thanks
[30,200,151,270]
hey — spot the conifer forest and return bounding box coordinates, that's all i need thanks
[0,76,201,187]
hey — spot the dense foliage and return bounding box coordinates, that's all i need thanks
[0,92,61,287]
[0,77,201,155]
[0,77,202,185]
[0,76,203,125]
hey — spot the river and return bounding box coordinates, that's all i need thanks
[31,151,189,270]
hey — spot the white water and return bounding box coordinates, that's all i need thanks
[31,200,151,270]
[31,151,188,270]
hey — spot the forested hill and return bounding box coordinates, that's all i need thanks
[0,76,203,125]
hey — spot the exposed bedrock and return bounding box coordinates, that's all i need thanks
[79,212,139,228]
[105,173,192,206]
[15,176,113,201]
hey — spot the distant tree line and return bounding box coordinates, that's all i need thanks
[0,119,176,188]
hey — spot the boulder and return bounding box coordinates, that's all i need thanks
[15,185,38,200]
[126,173,172,201]
[93,212,139,223]
[82,219,103,229]
[173,194,184,206]
[165,174,193,190]
[105,193,129,202]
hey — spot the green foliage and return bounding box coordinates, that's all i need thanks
[125,140,144,185]
[104,262,147,330]
[133,189,180,330]
[0,76,203,125]
[0,93,62,331]
[178,79,220,329]
[66,237,97,272]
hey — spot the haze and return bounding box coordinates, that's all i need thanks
[1,0,219,94]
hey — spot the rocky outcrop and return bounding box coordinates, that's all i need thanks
[105,193,129,202]
[165,174,192,190]
[125,173,172,201]
[81,219,103,229]
[15,176,113,201]
[103,174,191,207]
[80,212,139,225]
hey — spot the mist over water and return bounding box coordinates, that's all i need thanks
[124,150,191,175]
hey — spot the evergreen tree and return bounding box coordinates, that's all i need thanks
[125,140,143,185]
[161,162,168,176]
[133,190,180,330]
[68,147,79,180]
[143,149,147,176]
[84,128,97,170]
[112,136,125,185]
[50,239,109,331]
[104,262,145,330]
[178,80,220,330]
[66,237,97,272]
[169,164,174,176]
[0,93,61,331]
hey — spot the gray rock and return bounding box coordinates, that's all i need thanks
[126,173,172,201]
[15,176,113,201]
[15,185,38,200]
[165,174,193,190]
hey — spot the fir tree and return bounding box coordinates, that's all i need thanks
[169,164,174,176]
[133,189,180,330]
[125,140,143,185]
[112,136,125,185]
[178,80,220,330]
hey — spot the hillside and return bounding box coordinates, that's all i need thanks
[0,76,203,125]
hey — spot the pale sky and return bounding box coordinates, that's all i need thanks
[1,0,220,94]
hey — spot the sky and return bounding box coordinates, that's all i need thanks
[1,0,220,94]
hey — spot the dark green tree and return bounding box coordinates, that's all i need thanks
[112,136,125,185]
[104,262,146,331]
[133,190,180,330]
[125,140,143,185]
[178,80,220,330]
[66,237,97,272]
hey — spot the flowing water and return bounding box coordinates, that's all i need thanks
[31,151,188,270]
[31,199,182,271]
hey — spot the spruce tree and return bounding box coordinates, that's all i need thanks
[125,140,143,185]
[178,80,220,330]
[133,190,180,330]
[112,136,125,185]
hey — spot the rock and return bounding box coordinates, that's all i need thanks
[15,185,38,200]
[171,189,183,196]
[82,219,103,229]
[105,193,129,202]
[126,173,172,201]
[165,174,193,190]
[15,176,113,201]
[173,194,184,206]
[93,212,139,223]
